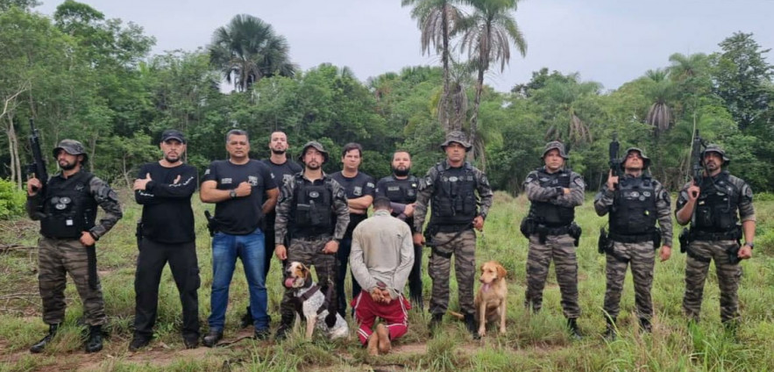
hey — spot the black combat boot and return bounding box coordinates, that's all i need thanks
[603,316,617,341]
[639,318,652,333]
[567,318,582,340]
[85,325,103,353]
[30,323,60,353]
[464,313,480,339]
[239,306,253,329]
[202,329,223,347]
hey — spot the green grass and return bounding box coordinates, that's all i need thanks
[1,190,773,371]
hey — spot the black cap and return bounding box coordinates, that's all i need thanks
[161,129,186,144]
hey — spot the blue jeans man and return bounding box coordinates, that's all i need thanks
[205,228,269,346]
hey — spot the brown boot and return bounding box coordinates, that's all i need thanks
[366,332,379,356]
[376,324,391,354]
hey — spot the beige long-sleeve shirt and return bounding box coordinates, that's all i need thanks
[349,209,414,299]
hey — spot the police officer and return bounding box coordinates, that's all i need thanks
[130,129,200,351]
[26,139,123,353]
[273,141,350,340]
[594,147,672,339]
[239,131,303,329]
[521,141,584,339]
[675,144,754,329]
[331,143,375,317]
[413,131,493,338]
[200,129,279,346]
[375,150,423,309]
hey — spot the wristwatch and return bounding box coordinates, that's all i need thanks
[743,242,754,249]
[229,189,237,199]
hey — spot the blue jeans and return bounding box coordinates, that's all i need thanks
[208,228,268,331]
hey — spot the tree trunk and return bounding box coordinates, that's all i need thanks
[468,65,485,163]
[440,3,451,134]
[6,116,22,188]
[89,135,97,173]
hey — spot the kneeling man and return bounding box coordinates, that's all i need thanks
[350,197,414,355]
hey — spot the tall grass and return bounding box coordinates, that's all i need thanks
[1,190,772,371]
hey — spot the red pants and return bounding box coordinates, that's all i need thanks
[351,291,411,345]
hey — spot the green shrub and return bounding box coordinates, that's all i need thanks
[0,178,26,219]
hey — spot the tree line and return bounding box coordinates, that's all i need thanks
[1,0,772,202]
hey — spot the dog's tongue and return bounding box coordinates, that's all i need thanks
[482,283,491,293]
[284,277,295,288]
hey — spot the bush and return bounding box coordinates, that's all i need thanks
[0,178,26,219]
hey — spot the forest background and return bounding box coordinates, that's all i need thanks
[1,0,773,208]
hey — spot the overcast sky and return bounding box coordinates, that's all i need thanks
[35,0,774,92]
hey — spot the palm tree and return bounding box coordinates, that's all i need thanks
[458,0,527,160]
[209,14,296,92]
[535,74,600,145]
[402,0,464,132]
[643,69,675,133]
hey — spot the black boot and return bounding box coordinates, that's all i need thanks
[30,323,60,353]
[239,306,253,329]
[603,317,617,340]
[464,313,480,339]
[85,325,103,353]
[567,318,582,340]
[639,318,652,333]
[202,329,223,348]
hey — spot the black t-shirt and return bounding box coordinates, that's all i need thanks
[330,170,375,238]
[261,158,303,231]
[135,162,198,244]
[376,174,419,232]
[202,159,277,235]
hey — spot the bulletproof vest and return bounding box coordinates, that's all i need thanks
[692,172,739,232]
[291,176,334,234]
[430,163,477,225]
[609,176,657,235]
[40,171,97,239]
[382,175,418,204]
[528,169,575,227]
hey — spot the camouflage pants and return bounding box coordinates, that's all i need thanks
[279,236,338,325]
[428,229,476,315]
[38,237,106,326]
[603,241,655,320]
[524,234,580,318]
[683,240,742,323]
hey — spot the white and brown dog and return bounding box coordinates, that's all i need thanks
[285,261,349,340]
[475,261,508,337]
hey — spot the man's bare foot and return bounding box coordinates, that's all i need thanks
[376,324,391,354]
[367,332,379,356]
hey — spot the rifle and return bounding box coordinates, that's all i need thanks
[689,130,704,188]
[609,132,622,179]
[26,118,49,192]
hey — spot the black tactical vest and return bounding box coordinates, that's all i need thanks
[610,176,657,235]
[382,175,418,204]
[692,172,739,232]
[528,169,575,227]
[40,171,96,239]
[430,163,477,225]
[291,176,334,236]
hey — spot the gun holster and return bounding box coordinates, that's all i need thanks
[652,228,662,250]
[568,223,582,247]
[598,227,611,255]
[679,228,690,254]
[520,217,534,239]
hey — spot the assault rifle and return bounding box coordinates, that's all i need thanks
[27,118,49,192]
[689,130,705,189]
[609,132,622,179]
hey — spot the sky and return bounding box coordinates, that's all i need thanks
[35,0,774,93]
